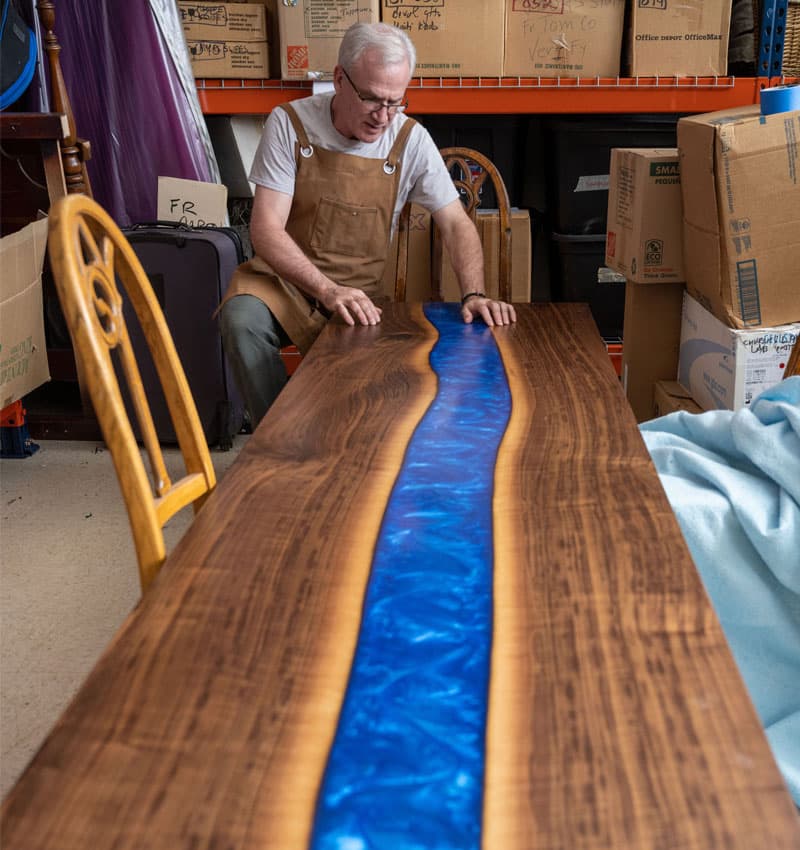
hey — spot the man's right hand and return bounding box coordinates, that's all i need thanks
[322,284,382,327]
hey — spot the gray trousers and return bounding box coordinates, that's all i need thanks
[219,294,292,427]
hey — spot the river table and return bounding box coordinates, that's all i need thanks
[3,302,798,849]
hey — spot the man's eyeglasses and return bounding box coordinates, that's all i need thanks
[341,67,408,114]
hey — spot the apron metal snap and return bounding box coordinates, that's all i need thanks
[300,145,314,158]
[383,161,397,175]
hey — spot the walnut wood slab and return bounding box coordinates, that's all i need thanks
[2,303,798,848]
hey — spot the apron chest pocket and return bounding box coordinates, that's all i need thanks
[310,197,380,258]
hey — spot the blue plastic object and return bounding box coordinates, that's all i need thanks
[0,0,37,110]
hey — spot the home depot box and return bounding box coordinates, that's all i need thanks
[621,281,685,422]
[382,0,504,77]
[278,0,379,80]
[677,290,800,411]
[678,105,800,329]
[0,218,50,407]
[627,0,731,76]
[179,2,269,78]
[605,148,684,284]
[503,0,626,77]
[381,207,532,302]
[652,380,703,418]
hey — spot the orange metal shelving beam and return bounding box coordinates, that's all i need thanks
[196,76,764,115]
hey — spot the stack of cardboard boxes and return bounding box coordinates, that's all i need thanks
[179,0,733,81]
[606,103,800,421]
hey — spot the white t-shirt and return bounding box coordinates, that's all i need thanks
[248,92,458,230]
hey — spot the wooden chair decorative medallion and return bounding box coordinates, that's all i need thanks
[394,146,513,304]
[47,194,217,591]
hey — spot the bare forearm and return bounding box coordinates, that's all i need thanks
[251,227,336,303]
[444,218,485,298]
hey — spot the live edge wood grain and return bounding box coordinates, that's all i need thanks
[2,304,798,849]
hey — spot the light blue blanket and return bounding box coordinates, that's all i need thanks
[640,376,800,806]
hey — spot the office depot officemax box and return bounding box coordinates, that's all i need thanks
[278,0,379,80]
[503,0,626,77]
[678,105,800,329]
[627,0,731,76]
[179,2,269,78]
[382,0,504,77]
[678,291,800,411]
[606,148,684,284]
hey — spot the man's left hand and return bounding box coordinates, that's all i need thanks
[461,295,516,327]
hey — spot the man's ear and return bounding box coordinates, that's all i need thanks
[332,65,344,93]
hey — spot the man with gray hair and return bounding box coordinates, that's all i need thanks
[219,22,515,426]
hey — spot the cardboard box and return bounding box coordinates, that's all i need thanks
[621,281,684,422]
[677,290,800,411]
[157,177,228,227]
[627,0,731,77]
[179,2,269,78]
[678,105,800,329]
[382,0,505,77]
[503,0,626,77]
[652,380,703,418]
[0,218,50,408]
[278,0,379,80]
[605,148,684,284]
[439,209,532,302]
[381,207,533,302]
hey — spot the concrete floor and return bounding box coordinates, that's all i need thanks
[0,435,247,799]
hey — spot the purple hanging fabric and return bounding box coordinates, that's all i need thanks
[56,0,216,225]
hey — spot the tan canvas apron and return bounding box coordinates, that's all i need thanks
[221,104,417,354]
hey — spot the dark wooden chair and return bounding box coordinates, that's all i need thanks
[394,146,513,304]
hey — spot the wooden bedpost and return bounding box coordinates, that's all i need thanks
[36,0,92,196]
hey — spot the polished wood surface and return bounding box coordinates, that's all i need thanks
[2,303,798,848]
[47,194,216,591]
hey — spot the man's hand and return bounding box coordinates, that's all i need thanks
[322,284,383,327]
[461,294,516,327]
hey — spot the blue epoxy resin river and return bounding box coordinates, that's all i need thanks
[310,303,513,850]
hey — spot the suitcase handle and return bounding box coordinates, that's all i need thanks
[127,220,203,232]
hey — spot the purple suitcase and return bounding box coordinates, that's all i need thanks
[122,221,246,450]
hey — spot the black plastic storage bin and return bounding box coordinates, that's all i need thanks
[417,114,524,208]
[539,115,680,235]
[551,232,626,339]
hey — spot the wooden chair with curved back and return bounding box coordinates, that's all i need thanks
[394,146,513,304]
[47,193,217,592]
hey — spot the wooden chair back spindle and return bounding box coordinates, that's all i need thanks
[36,0,92,196]
[47,194,216,591]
